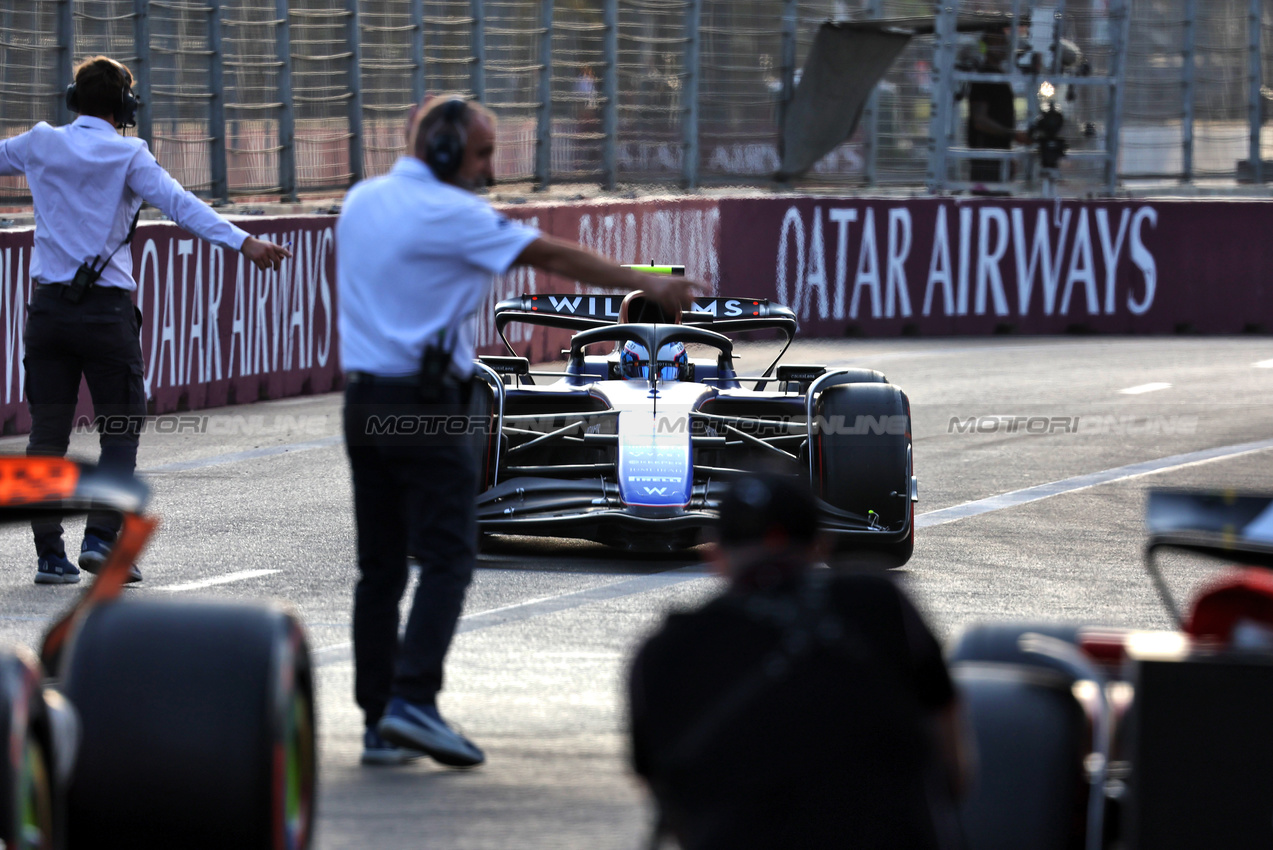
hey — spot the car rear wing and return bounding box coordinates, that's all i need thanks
[1146,490,1273,565]
[493,293,796,338]
[492,294,799,357]
[1144,489,1273,628]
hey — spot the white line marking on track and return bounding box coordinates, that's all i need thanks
[312,437,1273,665]
[270,430,1271,665]
[1119,382,1171,395]
[917,436,1273,529]
[141,436,342,474]
[1256,359,1273,368]
[312,566,713,667]
[156,569,282,592]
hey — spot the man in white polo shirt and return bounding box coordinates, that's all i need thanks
[338,94,701,767]
[0,55,290,585]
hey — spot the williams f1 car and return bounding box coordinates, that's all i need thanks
[0,456,315,849]
[471,267,917,561]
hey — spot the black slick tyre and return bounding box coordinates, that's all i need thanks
[59,599,315,850]
[952,663,1087,850]
[831,368,887,384]
[812,382,914,564]
[946,623,1084,668]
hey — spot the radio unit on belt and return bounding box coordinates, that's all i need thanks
[419,343,473,404]
[64,207,142,303]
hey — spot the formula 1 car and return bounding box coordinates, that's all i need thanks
[949,489,1273,850]
[0,455,315,849]
[471,267,917,560]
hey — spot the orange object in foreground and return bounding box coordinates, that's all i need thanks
[0,456,79,506]
[41,512,159,668]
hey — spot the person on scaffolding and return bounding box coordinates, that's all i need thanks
[967,27,1030,191]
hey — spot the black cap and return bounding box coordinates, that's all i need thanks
[718,472,819,548]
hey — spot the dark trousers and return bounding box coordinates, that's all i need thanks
[23,284,145,558]
[343,380,478,727]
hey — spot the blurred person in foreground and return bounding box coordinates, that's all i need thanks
[337,93,704,768]
[0,55,290,586]
[628,471,970,849]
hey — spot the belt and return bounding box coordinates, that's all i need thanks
[37,282,131,298]
[346,370,474,386]
[346,371,424,387]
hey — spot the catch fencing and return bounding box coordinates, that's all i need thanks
[0,0,1272,201]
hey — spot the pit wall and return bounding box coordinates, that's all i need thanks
[0,196,1267,434]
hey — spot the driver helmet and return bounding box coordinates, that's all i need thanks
[620,340,689,381]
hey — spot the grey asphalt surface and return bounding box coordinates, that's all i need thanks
[2,335,1272,848]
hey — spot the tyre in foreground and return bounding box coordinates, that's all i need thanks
[59,599,315,850]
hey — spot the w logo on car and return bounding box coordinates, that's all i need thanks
[643,487,668,496]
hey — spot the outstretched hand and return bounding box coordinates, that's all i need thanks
[640,274,708,315]
[241,236,293,271]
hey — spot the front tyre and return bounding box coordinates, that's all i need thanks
[812,382,914,564]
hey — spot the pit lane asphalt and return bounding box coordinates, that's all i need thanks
[1,335,1272,849]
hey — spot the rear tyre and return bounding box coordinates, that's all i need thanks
[812,382,914,564]
[831,368,887,384]
[952,663,1088,850]
[946,623,1084,669]
[59,600,316,850]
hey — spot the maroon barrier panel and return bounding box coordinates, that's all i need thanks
[0,217,341,435]
[717,197,1272,336]
[1,196,1270,434]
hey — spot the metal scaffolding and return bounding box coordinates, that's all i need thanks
[0,0,1270,202]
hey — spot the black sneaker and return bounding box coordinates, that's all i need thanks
[34,554,81,585]
[360,727,425,766]
[378,698,484,767]
[80,533,143,583]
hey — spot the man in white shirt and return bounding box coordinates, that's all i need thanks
[338,94,701,767]
[0,56,290,585]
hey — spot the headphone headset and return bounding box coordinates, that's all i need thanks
[424,99,469,180]
[65,63,141,129]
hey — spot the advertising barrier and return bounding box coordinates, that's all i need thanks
[0,196,1269,434]
[0,218,342,435]
[724,198,1235,337]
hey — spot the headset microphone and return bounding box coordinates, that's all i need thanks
[65,75,141,128]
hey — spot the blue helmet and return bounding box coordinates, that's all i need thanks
[619,339,689,382]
